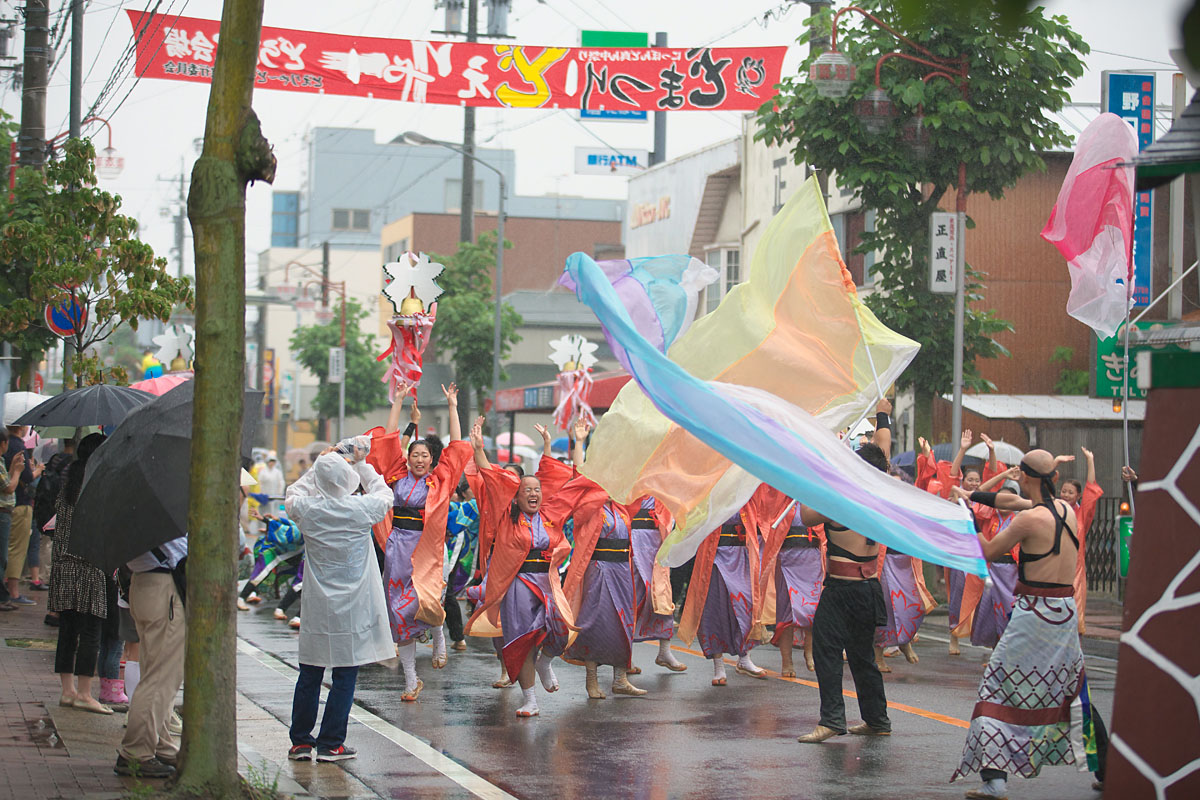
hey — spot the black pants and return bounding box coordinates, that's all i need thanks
[670,557,695,613]
[443,594,464,642]
[277,586,301,615]
[811,577,890,733]
[55,609,103,677]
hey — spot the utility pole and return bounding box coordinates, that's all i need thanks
[160,162,188,278]
[649,32,667,166]
[459,0,478,245]
[62,0,84,390]
[17,0,47,169]
[321,240,331,441]
[805,1,832,199]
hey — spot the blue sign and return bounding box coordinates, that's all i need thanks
[581,107,648,121]
[1104,72,1155,307]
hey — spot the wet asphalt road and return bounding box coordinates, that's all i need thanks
[236,603,1115,800]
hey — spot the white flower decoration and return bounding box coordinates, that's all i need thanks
[382,251,445,315]
[152,324,195,364]
[548,334,599,372]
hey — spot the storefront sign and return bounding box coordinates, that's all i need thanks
[1103,72,1155,307]
[129,11,785,113]
[575,146,649,176]
[630,196,671,229]
[929,211,956,294]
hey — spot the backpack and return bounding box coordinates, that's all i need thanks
[34,452,73,535]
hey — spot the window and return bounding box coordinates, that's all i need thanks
[704,247,741,314]
[271,191,299,247]
[383,238,410,264]
[331,208,371,231]
[443,179,486,213]
[830,209,875,287]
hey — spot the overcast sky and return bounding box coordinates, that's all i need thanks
[0,0,1190,276]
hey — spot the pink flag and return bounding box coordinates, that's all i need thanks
[1041,112,1138,339]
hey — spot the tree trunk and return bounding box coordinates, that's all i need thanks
[176,0,273,796]
[913,389,934,444]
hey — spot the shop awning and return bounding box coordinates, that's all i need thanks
[945,393,1146,422]
[494,370,632,413]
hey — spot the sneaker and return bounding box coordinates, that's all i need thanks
[10,595,35,606]
[288,744,314,761]
[114,755,176,778]
[29,580,47,591]
[315,744,357,762]
[167,710,183,735]
[43,613,59,626]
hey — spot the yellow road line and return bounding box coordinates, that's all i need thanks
[651,642,970,729]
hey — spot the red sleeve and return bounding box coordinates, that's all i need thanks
[366,429,410,485]
[915,453,936,492]
[540,474,607,528]
[535,457,575,498]
[478,465,520,541]
[936,460,957,499]
[982,460,1008,484]
[1077,481,1104,536]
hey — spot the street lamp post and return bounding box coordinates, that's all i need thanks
[812,5,970,445]
[402,131,507,439]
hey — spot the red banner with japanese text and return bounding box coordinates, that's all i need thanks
[128,11,785,112]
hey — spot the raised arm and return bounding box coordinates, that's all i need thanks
[443,383,461,441]
[873,397,892,462]
[386,388,407,434]
[1082,445,1096,486]
[570,417,589,465]
[978,465,1019,492]
[470,417,491,472]
[534,422,553,458]
[980,432,998,475]
[950,428,972,479]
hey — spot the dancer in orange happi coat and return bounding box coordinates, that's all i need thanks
[464,420,579,718]
[365,385,471,701]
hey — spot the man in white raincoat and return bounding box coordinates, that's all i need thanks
[284,437,394,763]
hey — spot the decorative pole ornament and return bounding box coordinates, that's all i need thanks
[379,251,444,400]
[152,323,195,371]
[548,333,599,430]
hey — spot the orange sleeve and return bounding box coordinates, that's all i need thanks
[982,460,1008,484]
[535,456,575,498]
[1078,481,1104,537]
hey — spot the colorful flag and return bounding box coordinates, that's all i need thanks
[1041,112,1138,339]
[561,177,984,575]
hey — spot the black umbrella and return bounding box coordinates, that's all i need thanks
[14,384,156,429]
[70,379,263,572]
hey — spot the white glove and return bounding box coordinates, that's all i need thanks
[335,435,372,463]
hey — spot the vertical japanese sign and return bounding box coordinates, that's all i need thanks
[929,211,956,294]
[580,30,649,120]
[262,348,276,420]
[1103,72,1155,307]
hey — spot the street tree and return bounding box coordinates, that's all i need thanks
[0,135,192,386]
[756,0,1087,436]
[289,298,389,435]
[431,231,523,433]
[179,0,274,796]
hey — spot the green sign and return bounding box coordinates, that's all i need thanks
[1094,320,1186,399]
[1119,515,1133,578]
[579,30,650,121]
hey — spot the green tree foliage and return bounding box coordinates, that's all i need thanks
[289,299,388,424]
[0,136,192,385]
[757,0,1087,418]
[431,231,523,429]
[1051,345,1089,395]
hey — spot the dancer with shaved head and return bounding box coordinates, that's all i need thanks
[952,449,1106,798]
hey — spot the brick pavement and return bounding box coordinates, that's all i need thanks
[0,595,129,799]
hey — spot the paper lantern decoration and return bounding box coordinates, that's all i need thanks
[548,333,599,430]
[152,324,195,371]
[378,252,444,401]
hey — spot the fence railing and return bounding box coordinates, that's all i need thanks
[1087,496,1123,598]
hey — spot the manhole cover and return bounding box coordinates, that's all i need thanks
[4,638,57,650]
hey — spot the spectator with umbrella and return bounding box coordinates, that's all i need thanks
[48,433,115,714]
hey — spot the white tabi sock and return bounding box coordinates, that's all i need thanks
[431,626,446,657]
[397,641,418,692]
[534,652,559,691]
[517,686,539,716]
[124,661,141,700]
[657,639,682,666]
[737,653,761,672]
[712,657,727,682]
[979,778,1007,797]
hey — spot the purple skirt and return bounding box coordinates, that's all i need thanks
[874,552,927,648]
[384,527,430,643]
[565,560,636,666]
[499,572,569,680]
[697,545,754,658]
[774,546,822,633]
[946,568,967,630]
[631,528,673,642]
[970,562,1017,648]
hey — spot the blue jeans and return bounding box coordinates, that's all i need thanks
[290,664,359,750]
[98,625,123,680]
[0,512,11,603]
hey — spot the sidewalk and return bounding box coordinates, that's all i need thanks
[0,590,341,800]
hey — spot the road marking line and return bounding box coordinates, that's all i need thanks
[650,642,971,729]
[918,631,1120,676]
[237,637,517,800]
